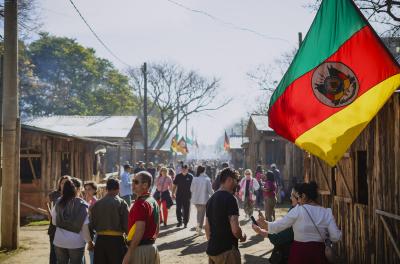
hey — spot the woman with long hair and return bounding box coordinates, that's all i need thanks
[51,179,93,264]
[252,181,341,264]
[153,167,173,226]
[238,169,260,218]
[190,165,213,235]
[48,175,71,264]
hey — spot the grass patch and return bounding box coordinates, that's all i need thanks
[26,220,50,227]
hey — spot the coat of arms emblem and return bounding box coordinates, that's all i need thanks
[311,62,359,107]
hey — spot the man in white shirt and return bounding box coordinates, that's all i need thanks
[190,165,213,235]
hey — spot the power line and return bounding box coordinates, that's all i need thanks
[67,0,131,67]
[165,0,290,44]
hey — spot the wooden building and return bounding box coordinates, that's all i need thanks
[20,125,116,217]
[304,92,400,263]
[228,136,248,169]
[244,115,304,190]
[23,116,144,174]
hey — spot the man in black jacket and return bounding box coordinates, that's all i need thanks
[172,164,193,228]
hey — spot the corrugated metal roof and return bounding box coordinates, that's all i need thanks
[229,136,249,149]
[251,115,272,131]
[22,124,118,146]
[23,116,140,138]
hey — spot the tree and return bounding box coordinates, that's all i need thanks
[21,33,139,116]
[128,62,231,149]
[0,0,41,39]
[308,0,400,36]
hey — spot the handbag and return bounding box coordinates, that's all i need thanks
[302,205,339,264]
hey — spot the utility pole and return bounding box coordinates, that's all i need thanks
[241,119,245,169]
[175,93,179,164]
[185,107,188,159]
[142,63,148,166]
[1,0,19,249]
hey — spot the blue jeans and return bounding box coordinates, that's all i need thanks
[89,234,97,264]
[54,246,85,264]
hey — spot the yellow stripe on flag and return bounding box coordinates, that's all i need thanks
[295,73,400,166]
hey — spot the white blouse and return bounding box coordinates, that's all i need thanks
[268,204,341,243]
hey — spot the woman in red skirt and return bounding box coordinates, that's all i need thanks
[252,181,341,264]
[153,167,173,226]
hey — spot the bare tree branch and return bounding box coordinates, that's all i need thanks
[127,62,231,149]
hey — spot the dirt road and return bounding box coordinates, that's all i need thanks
[1,205,289,264]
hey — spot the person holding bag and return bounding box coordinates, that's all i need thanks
[153,167,173,226]
[238,169,260,219]
[252,181,341,264]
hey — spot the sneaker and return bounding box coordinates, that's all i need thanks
[183,223,187,228]
[177,222,182,228]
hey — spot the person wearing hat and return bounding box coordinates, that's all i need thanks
[120,164,133,206]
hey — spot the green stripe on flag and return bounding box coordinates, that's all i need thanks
[269,0,366,107]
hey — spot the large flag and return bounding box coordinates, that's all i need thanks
[268,0,400,166]
[224,131,230,151]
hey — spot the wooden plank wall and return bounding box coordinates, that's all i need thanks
[305,93,400,264]
[20,130,98,217]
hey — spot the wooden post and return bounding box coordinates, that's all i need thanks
[1,0,19,249]
[142,63,148,166]
[117,145,121,171]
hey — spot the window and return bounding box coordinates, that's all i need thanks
[20,156,41,184]
[355,151,368,205]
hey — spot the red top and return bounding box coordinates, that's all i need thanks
[128,192,159,241]
[263,180,276,198]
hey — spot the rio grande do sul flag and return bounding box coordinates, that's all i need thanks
[268,0,400,166]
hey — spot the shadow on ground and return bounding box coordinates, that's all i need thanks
[243,253,270,264]
[158,226,182,238]
[158,234,207,256]
[240,234,264,248]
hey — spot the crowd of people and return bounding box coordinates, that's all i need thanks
[46,160,341,264]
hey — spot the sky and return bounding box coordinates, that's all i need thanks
[37,0,316,145]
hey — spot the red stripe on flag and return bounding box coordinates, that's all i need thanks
[269,26,400,142]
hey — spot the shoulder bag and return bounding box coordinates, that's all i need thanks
[302,205,339,264]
